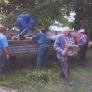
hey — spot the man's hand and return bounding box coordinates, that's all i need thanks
[72,45,79,48]
[3,48,10,60]
[61,50,67,56]
[6,54,10,60]
[29,37,32,40]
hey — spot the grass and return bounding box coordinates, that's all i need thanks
[0,49,92,92]
[89,41,92,45]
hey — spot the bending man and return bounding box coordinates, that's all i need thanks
[16,12,34,40]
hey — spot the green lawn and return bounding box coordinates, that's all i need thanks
[89,41,92,44]
[0,49,92,92]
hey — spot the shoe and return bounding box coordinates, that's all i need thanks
[79,62,86,67]
[59,73,66,80]
[68,80,74,85]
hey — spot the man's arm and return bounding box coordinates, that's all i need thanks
[54,35,68,56]
[32,33,40,40]
[54,36,63,53]
[1,36,10,59]
[3,48,9,59]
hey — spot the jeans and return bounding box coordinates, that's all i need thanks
[0,49,9,74]
[36,45,48,69]
[78,44,88,64]
[58,57,71,81]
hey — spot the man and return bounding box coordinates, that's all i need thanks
[0,24,9,74]
[16,12,34,40]
[31,28,48,69]
[76,29,88,65]
[54,26,77,81]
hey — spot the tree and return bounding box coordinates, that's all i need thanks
[0,0,67,28]
[1,0,92,40]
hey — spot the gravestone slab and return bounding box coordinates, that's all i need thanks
[0,86,19,92]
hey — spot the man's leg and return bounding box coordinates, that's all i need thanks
[36,46,48,69]
[59,59,69,81]
[19,30,28,40]
[78,45,88,65]
[0,54,9,74]
[82,45,88,61]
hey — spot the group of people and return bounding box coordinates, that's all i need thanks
[30,26,88,83]
[0,12,88,84]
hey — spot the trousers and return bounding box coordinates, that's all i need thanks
[0,49,9,74]
[36,45,48,69]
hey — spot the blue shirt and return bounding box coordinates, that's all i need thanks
[17,13,34,32]
[32,32,48,46]
[0,33,8,49]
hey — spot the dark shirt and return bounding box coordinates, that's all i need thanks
[32,32,48,46]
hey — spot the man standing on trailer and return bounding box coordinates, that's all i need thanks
[16,12,34,40]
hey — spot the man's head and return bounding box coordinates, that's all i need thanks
[79,29,85,34]
[40,28,47,33]
[62,26,72,36]
[0,24,6,32]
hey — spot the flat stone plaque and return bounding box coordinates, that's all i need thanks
[0,86,18,92]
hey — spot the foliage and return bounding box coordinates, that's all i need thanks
[0,0,9,4]
[0,0,70,29]
[63,0,92,39]
[0,12,18,28]
[0,0,92,39]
